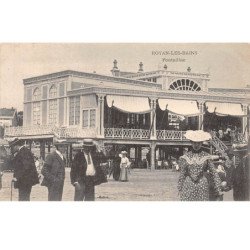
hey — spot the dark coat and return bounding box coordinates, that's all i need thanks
[41,151,65,188]
[12,146,39,188]
[113,156,121,181]
[233,154,249,201]
[70,150,107,186]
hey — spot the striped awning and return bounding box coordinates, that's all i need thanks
[205,102,244,116]
[158,99,201,116]
[106,95,151,114]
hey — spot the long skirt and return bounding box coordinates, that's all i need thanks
[180,176,209,201]
[120,167,128,182]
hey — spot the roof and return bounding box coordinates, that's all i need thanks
[23,70,161,89]
[0,108,16,117]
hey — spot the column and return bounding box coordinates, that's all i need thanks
[150,141,156,170]
[242,104,248,140]
[69,144,73,164]
[48,142,51,153]
[198,101,204,130]
[138,145,142,162]
[40,140,46,160]
[150,98,157,139]
[97,95,105,138]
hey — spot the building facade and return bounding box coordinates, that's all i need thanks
[0,108,18,127]
[5,61,250,169]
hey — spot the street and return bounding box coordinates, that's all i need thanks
[0,169,233,201]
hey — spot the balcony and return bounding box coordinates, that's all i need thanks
[5,125,189,142]
[104,128,188,141]
[4,125,97,139]
[104,128,150,140]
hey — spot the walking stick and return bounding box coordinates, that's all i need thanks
[10,180,13,201]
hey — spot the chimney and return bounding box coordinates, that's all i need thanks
[138,62,144,72]
[111,59,120,76]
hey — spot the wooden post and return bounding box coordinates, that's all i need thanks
[40,140,46,160]
[150,142,156,170]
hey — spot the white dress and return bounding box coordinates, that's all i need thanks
[119,156,130,181]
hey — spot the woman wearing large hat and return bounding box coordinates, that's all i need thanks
[178,130,222,201]
[119,151,130,182]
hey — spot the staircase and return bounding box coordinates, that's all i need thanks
[210,132,228,156]
[210,132,243,167]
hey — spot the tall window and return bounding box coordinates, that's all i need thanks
[48,99,57,124]
[33,87,41,101]
[90,109,96,127]
[69,96,80,125]
[33,102,40,125]
[82,109,96,128]
[82,110,89,128]
[49,84,57,98]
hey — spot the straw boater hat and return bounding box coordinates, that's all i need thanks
[185,130,211,142]
[53,139,70,146]
[82,138,95,147]
[121,150,127,154]
[232,143,248,153]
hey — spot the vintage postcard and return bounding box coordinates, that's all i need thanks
[0,43,249,201]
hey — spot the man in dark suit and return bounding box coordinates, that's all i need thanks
[41,142,66,201]
[70,139,107,201]
[10,138,39,201]
[232,142,249,201]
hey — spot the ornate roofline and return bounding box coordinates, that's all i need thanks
[67,86,249,104]
[23,70,161,89]
[124,70,210,80]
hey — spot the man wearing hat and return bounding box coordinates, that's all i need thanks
[231,141,249,201]
[41,140,66,201]
[70,139,107,201]
[10,138,39,201]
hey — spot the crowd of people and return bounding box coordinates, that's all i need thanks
[0,138,133,201]
[0,130,249,201]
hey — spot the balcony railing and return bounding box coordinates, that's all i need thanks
[5,125,55,137]
[156,130,187,141]
[5,125,97,139]
[104,128,188,141]
[104,128,150,139]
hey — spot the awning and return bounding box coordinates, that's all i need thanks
[205,102,244,116]
[158,99,201,116]
[106,95,151,114]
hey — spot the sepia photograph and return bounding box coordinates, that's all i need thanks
[0,43,249,202]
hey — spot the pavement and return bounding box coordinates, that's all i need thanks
[0,169,233,201]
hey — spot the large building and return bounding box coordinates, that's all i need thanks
[5,61,250,169]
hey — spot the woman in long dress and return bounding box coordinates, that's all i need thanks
[178,130,222,201]
[112,152,121,181]
[119,151,130,182]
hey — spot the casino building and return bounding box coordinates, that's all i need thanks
[5,60,250,169]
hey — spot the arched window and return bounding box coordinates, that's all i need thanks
[33,87,41,101]
[49,84,57,98]
[33,102,40,125]
[169,79,201,91]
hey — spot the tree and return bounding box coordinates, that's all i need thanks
[17,111,23,126]
[0,125,4,138]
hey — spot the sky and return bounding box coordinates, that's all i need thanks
[0,43,250,111]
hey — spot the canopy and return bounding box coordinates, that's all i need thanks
[158,99,201,116]
[205,102,244,116]
[106,95,151,114]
